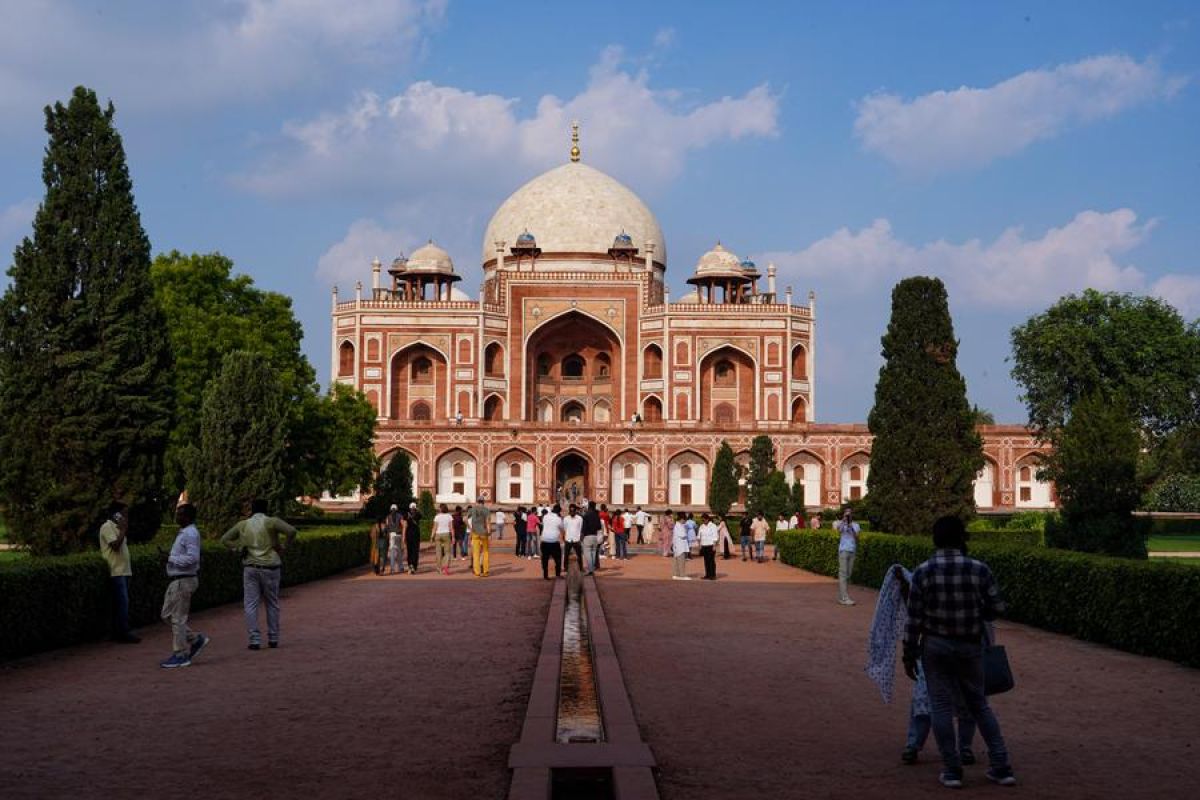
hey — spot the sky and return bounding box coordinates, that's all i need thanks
[0,0,1197,424]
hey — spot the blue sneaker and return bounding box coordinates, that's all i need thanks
[189,634,210,660]
[986,766,1017,786]
[159,653,191,669]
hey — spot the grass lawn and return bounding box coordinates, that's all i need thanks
[1147,535,1200,552]
[0,550,29,564]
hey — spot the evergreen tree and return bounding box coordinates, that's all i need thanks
[866,277,983,535]
[708,440,739,518]
[759,470,792,522]
[187,352,286,535]
[1044,393,1147,558]
[745,434,776,515]
[363,451,415,521]
[790,479,806,513]
[0,87,173,554]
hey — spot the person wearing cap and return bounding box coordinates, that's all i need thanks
[467,495,491,577]
[379,503,401,575]
[221,499,298,649]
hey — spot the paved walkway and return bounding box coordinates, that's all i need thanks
[0,545,551,800]
[596,551,1200,799]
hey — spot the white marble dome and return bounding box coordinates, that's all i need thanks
[406,240,456,275]
[693,242,744,277]
[482,162,666,265]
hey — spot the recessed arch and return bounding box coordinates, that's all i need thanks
[484,342,505,377]
[389,340,450,421]
[791,343,808,379]
[642,343,663,379]
[642,394,663,423]
[379,447,420,499]
[783,449,824,508]
[435,447,477,503]
[791,396,808,423]
[667,449,708,507]
[525,309,622,422]
[562,400,586,424]
[699,344,756,423]
[593,398,612,423]
[840,450,871,502]
[553,448,593,505]
[494,447,534,504]
[338,340,355,376]
[483,393,503,421]
[610,448,651,506]
[1015,454,1053,507]
[410,401,431,421]
[974,455,999,509]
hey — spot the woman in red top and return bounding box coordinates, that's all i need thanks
[611,508,630,559]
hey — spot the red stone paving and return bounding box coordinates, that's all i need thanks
[0,546,550,800]
[597,551,1200,800]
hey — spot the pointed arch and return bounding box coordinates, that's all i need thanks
[974,455,998,509]
[699,344,756,423]
[338,340,355,376]
[642,343,663,379]
[435,447,477,503]
[667,449,709,507]
[783,449,824,508]
[389,341,448,420]
[610,448,651,506]
[840,450,871,502]
[642,394,663,423]
[484,341,505,377]
[494,447,534,504]
[483,393,504,421]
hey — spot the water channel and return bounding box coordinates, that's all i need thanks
[555,568,604,744]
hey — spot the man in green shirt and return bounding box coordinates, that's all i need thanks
[221,499,297,650]
[98,501,139,644]
[468,496,491,577]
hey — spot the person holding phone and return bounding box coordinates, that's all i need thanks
[99,501,139,644]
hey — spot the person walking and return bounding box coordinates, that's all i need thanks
[514,506,527,557]
[739,514,753,561]
[403,503,422,574]
[659,510,674,557]
[670,513,691,580]
[432,504,454,575]
[221,499,297,650]
[773,511,791,561]
[158,503,208,668]
[493,507,506,540]
[581,501,602,575]
[380,504,401,574]
[98,502,139,644]
[387,520,402,575]
[539,504,565,580]
[634,506,648,544]
[612,508,630,560]
[525,510,541,561]
[468,496,492,577]
[836,509,860,604]
[903,516,1016,788]
[598,504,611,561]
[563,504,584,570]
[452,506,467,560]
[717,515,734,560]
[698,513,719,580]
[750,512,769,563]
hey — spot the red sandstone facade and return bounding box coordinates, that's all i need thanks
[330,135,1053,512]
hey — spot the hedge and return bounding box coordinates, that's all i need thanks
[776,530,1200,668]
[0,524,370,661]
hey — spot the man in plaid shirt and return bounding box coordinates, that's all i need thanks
[903,516,1016,789]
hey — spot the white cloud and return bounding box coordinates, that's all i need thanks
[854,54,1186,174]
[762,209,1198,315]
[237,46,780,196]
[316,219,415,288]
[0,0,445,120]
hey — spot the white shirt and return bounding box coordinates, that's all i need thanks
[698,521,719,546]
[622,511,634,529]
[433,512,454,535]
[776,517,791,532]
[672,522,690,556]
[494,510,506,526]
[837,520,861,553]
[789,514,801,529]
[634,510,648,527]
[541,512,564,543]
[564,514,583,542]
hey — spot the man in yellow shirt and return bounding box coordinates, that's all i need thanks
[221,499,297,650]
[98,501,139,643]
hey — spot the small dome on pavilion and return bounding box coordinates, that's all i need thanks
[388,254,408,275]
[613,231,634,247]
[694,242,744,276]
[516,229,537,246]
[406,240,457,275]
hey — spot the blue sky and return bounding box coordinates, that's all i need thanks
[1,1,1197,423]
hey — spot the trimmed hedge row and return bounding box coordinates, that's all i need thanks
[960,528,1044,547]
[776,530,1200,667]
[0,525,370,661]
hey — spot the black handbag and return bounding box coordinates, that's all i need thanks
[982,625,1015,695]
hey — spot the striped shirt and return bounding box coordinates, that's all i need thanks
[904,549,1005,649]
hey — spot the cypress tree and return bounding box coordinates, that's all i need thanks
[187,352,286,535]
[363,451,415,521]
[0,87,173,553]
[745,434,776,515]
[708,440,739,518]
[866,277,983,535]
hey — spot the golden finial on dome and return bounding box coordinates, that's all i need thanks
[569,120,581,162]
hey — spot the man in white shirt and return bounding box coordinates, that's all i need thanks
[563,505,584,571]
[670,514,691,581]
[433,504,455,575]
[493,508,506,540]
[633,506,648,544]
[698,513,720,580]
[774,512,791,561]
[539,504,565,579]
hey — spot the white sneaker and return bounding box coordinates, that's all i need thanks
[671,575,684,580]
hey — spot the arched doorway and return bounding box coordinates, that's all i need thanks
[699,346,755,423]
[526,311,621,422]
[554,451,590,506]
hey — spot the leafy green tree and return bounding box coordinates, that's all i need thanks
[187,352,287,535]
[745,434,776,515]
[970,405,996,426]
[867,277,983,535]
[363,451,415,520]
[1043,393,1147,558]
[0,87,174,553]
[1011,289,1200,441]
[288,383,378,501]
[708,441,739,518]
[418,490,436,524]
[1143,474,1200,513]
[759,470,792,523]
[151,251,313,492]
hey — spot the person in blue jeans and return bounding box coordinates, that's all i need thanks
[98,501,140,644]
[904,516,1016,789]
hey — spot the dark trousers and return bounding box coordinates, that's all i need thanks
[110,575,131,636]
[634,524,644,544]
[701,545,717,579]
[615,533,629,559]
[516,531,527,556]
[564,540,584,569]
[405,532,420,570]
[541,541,563,578]
[923,635,1010,772]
